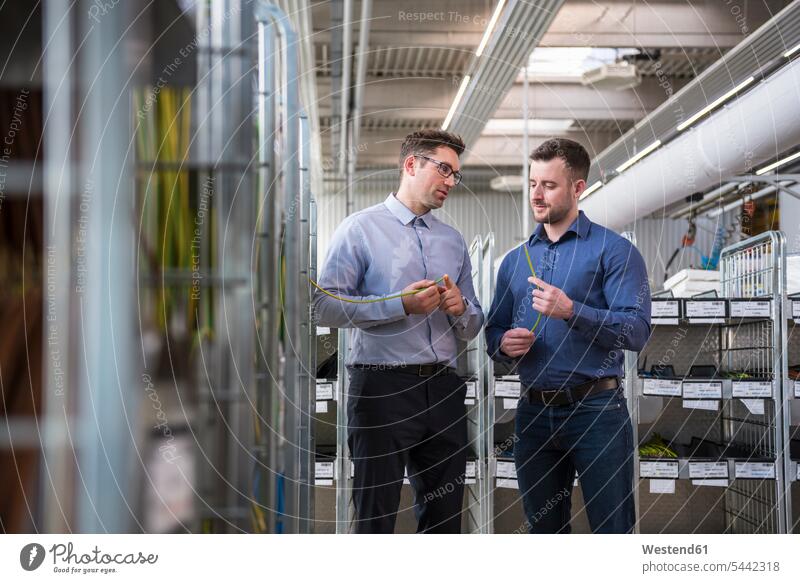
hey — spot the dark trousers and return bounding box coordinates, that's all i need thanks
[514,388,636,534]
[346,367,468,533]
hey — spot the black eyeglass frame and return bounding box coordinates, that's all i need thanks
[414,154,463,185]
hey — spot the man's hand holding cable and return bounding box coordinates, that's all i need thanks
[438,274,466,317]
[528,276,575,320]
[401,279,442,315]
[500,328,536,358]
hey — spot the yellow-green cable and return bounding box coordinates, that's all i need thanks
[309,276,446,304]
[523,244,543,334]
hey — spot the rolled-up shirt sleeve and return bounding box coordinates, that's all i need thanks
[447,242,484,340]
[566,239,651,352]
[312,216,407,329]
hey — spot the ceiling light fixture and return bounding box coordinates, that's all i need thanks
[676,76,755,132]
[475,0,507,57]
[442,75,471,131]
[579,181,603,200]
[615,140,662,173]
[755,150,800,175]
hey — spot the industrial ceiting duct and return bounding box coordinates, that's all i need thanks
[581,59,800,231]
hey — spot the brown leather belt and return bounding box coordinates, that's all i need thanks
[527,377,620,406]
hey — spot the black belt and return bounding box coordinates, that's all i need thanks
[527,377,620,406]
[350,363,454,377]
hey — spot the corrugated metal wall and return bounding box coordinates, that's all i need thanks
[318,168,742,292]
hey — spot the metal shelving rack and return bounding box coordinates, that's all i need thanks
[780,272,800,532]
[633,231,790,534]
[251,1,315,533]
[719,232,789,533]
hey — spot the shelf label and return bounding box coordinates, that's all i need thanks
[792,300,800,319]
[503,398,518,410]
[740,398,765,416]
[682,399,720,411]
[314,461,334,479]
[729,300,771,318]
[685,300,726,319]
[691,479,728,487]
[731,380,772,398]
[466,461,476,479]
[688,461,729,479]
[465,381,477,399]
[496,460,517,479]
[316,382,334,401]
[795,379,800,399]
[649,479,675,494]
[734,461,775,479]
[642,378,682,397]
[316,326,331,336]
[640,460,679,479]
[495,380,521,398]
[315,400,328,414]
[652,301,679,318]
[682,381,722,399]
[796,464,800,482]
[496,478,518,489]
[464,398,475,406]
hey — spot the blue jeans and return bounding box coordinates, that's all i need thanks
[514,388,635,534]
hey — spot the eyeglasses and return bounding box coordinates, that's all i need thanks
[414,155,463,185]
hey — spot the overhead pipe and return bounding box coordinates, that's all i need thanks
[582,59,800,231]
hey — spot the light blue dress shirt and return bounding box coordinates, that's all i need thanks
[313,193,484,367]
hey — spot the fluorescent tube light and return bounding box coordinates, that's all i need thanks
[676,76,755,132]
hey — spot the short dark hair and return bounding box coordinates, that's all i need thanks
[530,138,590,182]
[399,129,465,179]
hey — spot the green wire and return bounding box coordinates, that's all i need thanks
[309,276,446,304]
[523,244,543,334]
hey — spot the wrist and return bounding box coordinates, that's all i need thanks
[564,298,574,320]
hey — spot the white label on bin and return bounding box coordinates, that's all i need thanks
[642,378,682,397]
[691,479,728,487]
[316,327,331,336]
[682,381,722,399]
[465,478,476,485]
[466,461,476,478]
[732,380,772,398]
[503,398,518,410]
[649,479,675,494]
[688,461,729,479]
[495,380,520,398]
[652,301,679,318]
[464,398,475,406]
[730,300,771,318]
[740,398,765,416]
[465,381,477,399]
[315,479,333,486]
[685,300,726,318]
[652,318,679,326]
[315,400,328,414]
[792,301,800,319]
[315,461,334,479]
[496,460,517,479]
[796,464,800,482]
[316,382,334,401]
[682,399,720,411]
[640,461,679,479]
[496,478,518,489]
[795,380,800,398]
[734,462,775,479]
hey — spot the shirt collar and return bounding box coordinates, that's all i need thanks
[384,192,432,228]
[528,210,591,245]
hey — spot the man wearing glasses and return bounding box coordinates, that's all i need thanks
[313,130,484,533]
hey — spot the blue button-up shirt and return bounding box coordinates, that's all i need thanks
[313,193,484,367]
[485,211,651,390]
